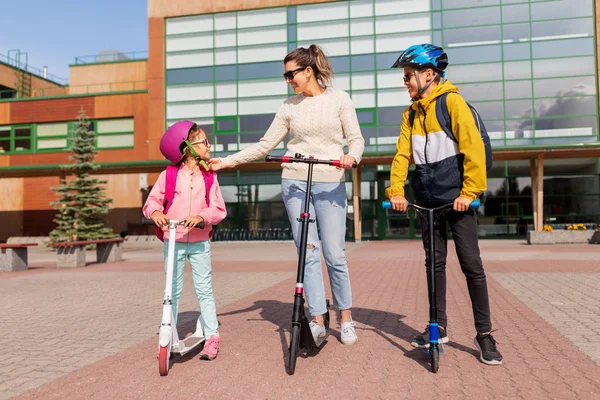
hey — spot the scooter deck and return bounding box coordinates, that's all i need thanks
[172,335,205,355]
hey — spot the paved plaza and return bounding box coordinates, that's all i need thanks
[1,239,599,399]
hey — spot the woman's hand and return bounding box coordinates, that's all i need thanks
[151,211,169,227]
[208,158,223,172]
[453,196,472,212]
[338,155,356,169]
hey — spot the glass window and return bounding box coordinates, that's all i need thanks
[356,109,375,125]
[530,0,593,21]
[532,56,595,79]
[505,99,533,119]
[14,127,31,138]
[217,118,237,132]
[376,52,400,70]
[534,76,596,98]
[166,14,213,35]
[502,43,531,61]
[166,67,213,84]
[469,101,505,120]
[351,54,375,72]
[532,18,594,40]
[97,134,134,149]
[297,20,349,41]
[237,62,280,80]
[351,36,374,55]
[287,6,297,24]
[97,118,134,134]
[297,1,348,23]
[214,12,236,30]
[446,44,501,64]
[442,0,499,9]
[532,37,594,59]
[443,6,500,28]
[239,114,276,132]
[502,4,530,23]
[432,12,441,30]
[456,81,504,102]
[376,13,432,35]
[504,80,533,100]
[502,23,529,42]
[351,18,373,37]
[287,25,297,42]
[504,60,531,80]
[0,127,10,139]
[449,63,503,84]
[237,9,285,29]
[444,25,501,48]
[533,97,597,118]
[378,107,404,125]
[330,56,350,73]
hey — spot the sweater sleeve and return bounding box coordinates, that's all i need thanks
[385,107,412,199]
[339,92,365,163]
[142,171,167,219]
[221,103,289,168]
[197,177,227,226]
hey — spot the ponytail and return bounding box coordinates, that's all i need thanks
[284,44,334,87]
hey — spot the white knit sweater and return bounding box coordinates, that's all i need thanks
[221,88,365,182]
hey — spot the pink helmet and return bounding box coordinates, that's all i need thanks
[160,120,196,164]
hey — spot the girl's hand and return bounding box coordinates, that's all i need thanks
[151,211,169,227]
[181,215,204,229]
[338,155,356,169]
[208,158,223,172]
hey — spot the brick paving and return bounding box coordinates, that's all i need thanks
[1,240,599,399]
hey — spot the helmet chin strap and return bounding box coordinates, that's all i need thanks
[411,70,439,102]
[184,140,210,171]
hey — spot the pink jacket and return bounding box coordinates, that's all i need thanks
[143,164,227,242]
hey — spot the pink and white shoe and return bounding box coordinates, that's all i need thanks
[199,335,220,360]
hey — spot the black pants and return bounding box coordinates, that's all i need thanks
[420,209,492,333]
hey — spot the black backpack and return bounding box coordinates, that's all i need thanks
[409,92,493,173]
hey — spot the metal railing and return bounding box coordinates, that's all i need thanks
[0,52,68,85]
[0,81,147,100]
[73,51,148,65]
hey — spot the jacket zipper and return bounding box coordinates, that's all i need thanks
[418,103,431,204]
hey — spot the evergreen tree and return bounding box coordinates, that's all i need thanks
[49,109,114,242]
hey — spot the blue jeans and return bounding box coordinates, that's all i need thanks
[281,179,352,316]
[163,240,219,337]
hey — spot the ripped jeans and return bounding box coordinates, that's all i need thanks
[281,179,353,316]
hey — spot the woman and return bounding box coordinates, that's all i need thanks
[209,44,364,345]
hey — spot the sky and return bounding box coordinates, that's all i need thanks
[0,0,148,82]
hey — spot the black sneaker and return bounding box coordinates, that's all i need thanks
[475,332,503,365]
[410,326,449,348]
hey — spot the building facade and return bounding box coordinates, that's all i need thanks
[1,0,599,241]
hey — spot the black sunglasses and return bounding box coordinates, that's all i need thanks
[283,67,307,81]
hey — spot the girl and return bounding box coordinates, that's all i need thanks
[143,121,227,360]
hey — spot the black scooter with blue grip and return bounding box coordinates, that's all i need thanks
[381,198,480,373]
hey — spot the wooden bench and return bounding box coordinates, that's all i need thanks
[0,243,39,272]
[49,238,125,268]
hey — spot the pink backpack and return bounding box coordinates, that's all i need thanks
[155,164,215,242]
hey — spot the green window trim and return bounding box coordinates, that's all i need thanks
[215,116,239,133]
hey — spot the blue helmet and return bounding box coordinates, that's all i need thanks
[391,44,448,75]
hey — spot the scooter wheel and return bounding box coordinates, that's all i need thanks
[430,347,439,373]
[288,325,300,375]
[158,345,170,376]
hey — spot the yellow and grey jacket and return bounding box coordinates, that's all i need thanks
[385,81,487,206]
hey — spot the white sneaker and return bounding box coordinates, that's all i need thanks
[309,320,327,346]
[340,321,358,345]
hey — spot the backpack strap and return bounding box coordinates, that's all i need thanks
[435,92,458,143]
[201,169,215,207]
[163,164,179,213]
[155,164,179,242]
[408,108,416,129]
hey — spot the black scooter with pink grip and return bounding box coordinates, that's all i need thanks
[266,153,356,375]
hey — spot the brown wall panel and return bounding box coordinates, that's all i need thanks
[0,102,9,124]
[0,63,17,89]
[10,97,95,124]
[94,94,135,118]
[0,178,24,211]
[69,61,147,90]
[0,211,24,241]
[149,0,332,18]
[99,174,145,208]
[9,152,69,166]
[22,176,60,211]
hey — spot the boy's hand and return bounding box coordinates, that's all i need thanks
[390,195,408,212]
[151,211,169,227]
[181,215,204,229]
[208,158,223,171]
[453,196,472,212]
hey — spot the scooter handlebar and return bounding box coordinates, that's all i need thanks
[266,154,358,168]
[143,218,205,229]
[381,199,480,209]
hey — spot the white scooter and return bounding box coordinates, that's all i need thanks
[158,220,206,376]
